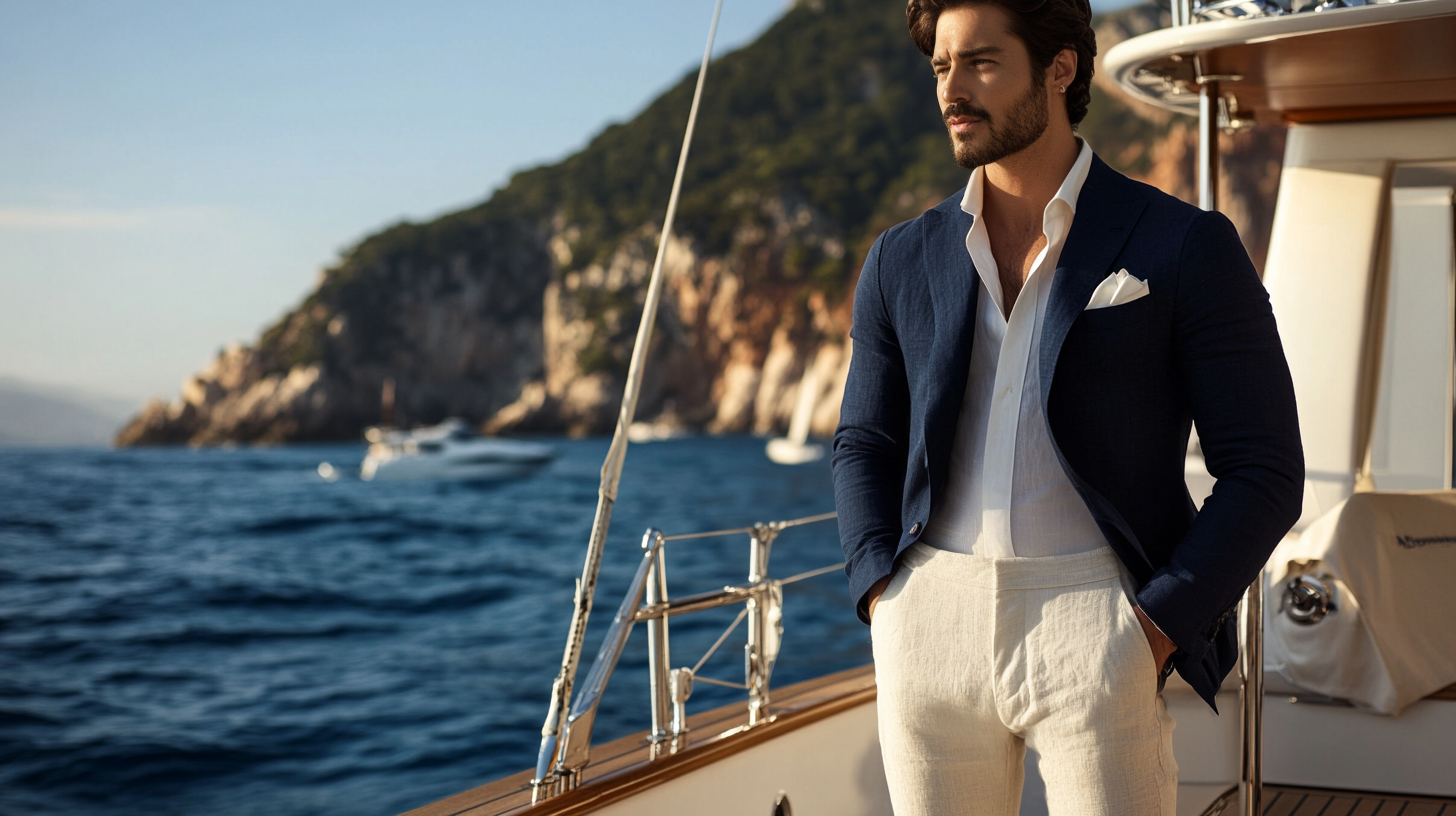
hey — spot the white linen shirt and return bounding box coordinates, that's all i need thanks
[922,138,1108,558]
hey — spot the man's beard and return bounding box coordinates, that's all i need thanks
[945,78,1049,169]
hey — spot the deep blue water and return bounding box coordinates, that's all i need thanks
[0,437,868,815]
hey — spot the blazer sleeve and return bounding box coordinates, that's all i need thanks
[832,232,911,624]
[1135,210,1305,662]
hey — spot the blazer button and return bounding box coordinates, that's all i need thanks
[909,522,922,536]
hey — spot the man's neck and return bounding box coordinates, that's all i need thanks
[977,126,1081,315]
[981,130,1081,228]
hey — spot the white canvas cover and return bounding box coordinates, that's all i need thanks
[1264,491,1456,715]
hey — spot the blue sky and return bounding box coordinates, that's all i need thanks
[0,0,1139,406]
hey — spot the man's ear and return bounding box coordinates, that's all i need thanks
[1049,48,1077,92]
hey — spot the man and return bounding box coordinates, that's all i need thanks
[831,0,1304,813]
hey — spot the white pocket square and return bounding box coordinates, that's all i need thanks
[1085,268,1150,310]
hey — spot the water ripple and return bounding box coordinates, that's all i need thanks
[0,438,867,815]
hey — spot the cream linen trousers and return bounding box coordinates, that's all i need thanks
[872,543,1177,816]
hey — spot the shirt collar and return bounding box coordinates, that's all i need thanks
[959,137,1094,225]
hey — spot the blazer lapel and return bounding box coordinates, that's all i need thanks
[923,202,978,496]
[1039,156,1146,401]
[1039,155,1150,565]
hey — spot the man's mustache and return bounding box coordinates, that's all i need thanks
[943,102,992,125]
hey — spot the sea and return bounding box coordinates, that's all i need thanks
[0,436,870,815]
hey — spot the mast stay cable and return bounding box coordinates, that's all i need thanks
[532,0,725,799]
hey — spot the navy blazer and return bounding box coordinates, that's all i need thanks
[831,155,1304,708]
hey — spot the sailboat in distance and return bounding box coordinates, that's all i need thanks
[765,365,825,465]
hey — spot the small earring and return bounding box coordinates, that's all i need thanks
[1059,85,1066,93]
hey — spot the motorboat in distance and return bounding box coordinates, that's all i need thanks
[359,418,554,482]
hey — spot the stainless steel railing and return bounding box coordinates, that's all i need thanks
[534,510,1265,811]
[1201,574,1266,816]
[1178,6,1263,802]
[533,511,841,800]
[1182,0,1430,23]
[1239,572,1265,816]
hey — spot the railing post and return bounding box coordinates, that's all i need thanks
[534,512,838,797]
[748,524,772,583]
[751,524,774,722]
[668,667,693,739]
[1199,78,1220,213]
[646,543,672,745]
[1172,0,1194,26]
[745,526,776,724]
[1239,571,1265,816]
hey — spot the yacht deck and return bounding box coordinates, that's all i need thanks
[1208,784,1456,815]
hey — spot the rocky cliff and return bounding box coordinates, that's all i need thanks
[117,0,1286,447]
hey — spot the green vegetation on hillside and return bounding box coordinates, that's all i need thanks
[254,0,1174,370]
[488,0,950,270]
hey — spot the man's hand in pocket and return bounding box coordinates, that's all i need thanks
[1135,605,1178,674]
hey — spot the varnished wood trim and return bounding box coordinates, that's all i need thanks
[1283,102,1456,124]
[403,664,878,816]
[520,688,877,816]
[404,769,534,816]
[1427,682,1456,701]
[405,670,1456,816]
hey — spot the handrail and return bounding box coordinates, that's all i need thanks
[536,511,839,800]
[660,511,840,542]
[633,562,846,621]
[636,584,757,620]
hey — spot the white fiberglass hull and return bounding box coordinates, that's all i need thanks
[765,438,825,465]
[360,439,553,482]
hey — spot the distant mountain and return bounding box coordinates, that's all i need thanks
[117,0,1285,446]
[0,377,138,446]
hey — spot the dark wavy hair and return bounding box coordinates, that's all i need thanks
[906,0,1096,127]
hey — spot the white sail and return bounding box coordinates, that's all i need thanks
[767,361,825,464]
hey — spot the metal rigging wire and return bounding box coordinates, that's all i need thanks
[532,0,726,797]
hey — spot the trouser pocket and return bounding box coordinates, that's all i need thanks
[1115,586,1163,697]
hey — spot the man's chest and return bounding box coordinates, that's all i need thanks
[986,223,1050,310]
